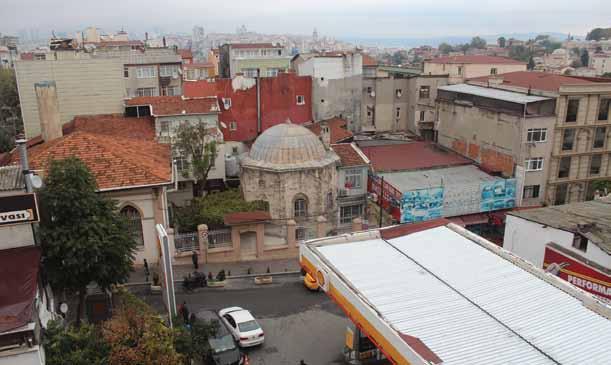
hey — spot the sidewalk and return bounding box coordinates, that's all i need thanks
[129,257,301,284]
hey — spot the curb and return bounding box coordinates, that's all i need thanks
[124,270,301,287]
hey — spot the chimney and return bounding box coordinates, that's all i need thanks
[488,76,504,86]
[320,121,331,148]
[35,81,62,141]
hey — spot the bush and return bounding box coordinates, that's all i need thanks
[44,320,109,365]
[173,189,268,232]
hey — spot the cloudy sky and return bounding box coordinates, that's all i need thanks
[2,0,610,38]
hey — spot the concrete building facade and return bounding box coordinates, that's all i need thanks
[423,55,527,84]
[219,43,291,78]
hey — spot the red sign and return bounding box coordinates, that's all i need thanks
[543,245,610,300]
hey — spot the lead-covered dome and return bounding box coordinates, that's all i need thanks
[241,122,339,171]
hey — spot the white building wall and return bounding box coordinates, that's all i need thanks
[0,346,44,365]
[503,215,611,268]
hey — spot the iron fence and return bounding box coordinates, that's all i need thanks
[174,232,199,253]
[207,228,232,249]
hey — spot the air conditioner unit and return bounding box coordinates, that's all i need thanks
[370,91,376,97]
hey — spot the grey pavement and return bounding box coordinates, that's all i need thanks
[129,257,301,284]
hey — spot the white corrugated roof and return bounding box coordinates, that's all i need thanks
[439,83,552,104]
[313,225,611,365]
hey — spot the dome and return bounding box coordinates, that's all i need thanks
[552,48,566,55]
[241,122,339,171]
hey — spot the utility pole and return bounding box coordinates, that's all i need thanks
[378,176,384,228]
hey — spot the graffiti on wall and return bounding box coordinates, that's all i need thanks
[400,187,444,224]
[480,179,516,211]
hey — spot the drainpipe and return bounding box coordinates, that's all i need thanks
[16,137,33,193]
[256,68,262,135]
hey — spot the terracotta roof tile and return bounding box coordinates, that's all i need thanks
[360,142,471,172]
[362,54,377,66]
[468,71,599,92]
[331,143,368,167]
[305,117,353,144]
[426,55,525,65]
[178,49,193,59]
[126,96,220,116]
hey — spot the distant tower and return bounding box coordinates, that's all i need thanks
[313,28,319,42]
[192,26,205,42]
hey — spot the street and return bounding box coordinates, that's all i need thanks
[139,275,351,365]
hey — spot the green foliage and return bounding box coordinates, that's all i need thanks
[0,68,22,142]
[470,36,487,49]
[509,45,532,62]
[438,42,453,55]
[581,49,590,68]
[541,39,562,53]
[44,320,109,365]
[497,37,506,48]
[173,314,217,363]
[38,157,137,322]
[173,122,218,196]
[592,180,611,194]
[173,189,268,232]
[586,27,611,41]
[0,128,13,153]
[602,72,611,78]
[391,50,407,65]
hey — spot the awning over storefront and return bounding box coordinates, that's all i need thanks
[0,246,41,333]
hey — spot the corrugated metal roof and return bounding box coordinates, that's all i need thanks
[379,165,499,192]
[312,225,611,365]
[0,165,24,191]
[439,84,552,104]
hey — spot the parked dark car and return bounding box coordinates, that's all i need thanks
[196,310,246,365]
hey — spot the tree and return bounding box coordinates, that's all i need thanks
[527,56,535,70]
[581,49,590,68]
[173,122,218,197]
[497,36,506,48]
[44,320,109,365]
[509,45,532,62]
[586,27,611,41]
[438,42,453,54]
[173,314,216,363]
[0,128,13,153]
[38,157,137,325]
[470,36,487,49]
[603,72,611,78]
[0,68,22,147]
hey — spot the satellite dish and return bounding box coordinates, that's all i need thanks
[29,175,43,189]
[58,302,69,315]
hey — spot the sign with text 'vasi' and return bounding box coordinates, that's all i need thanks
[0,193,39,227]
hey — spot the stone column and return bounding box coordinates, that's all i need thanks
[256,223,265,258]
[352,217,363,232]
[197,224,208,264]
[231,226,241,261]
[287,219,297,247]
[166,227,176,264]
[316,215,328,238]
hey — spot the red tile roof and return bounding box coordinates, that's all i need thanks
[305,117,353,144]
[362,54,378,66]
[224,211,271,225]
[178,49,193,60]
[331,143,368,167]
[360,142,471,172]
[468,71,598,92]
[126,96,219,116]
[6,115,171,191]
[426,55,525,65]
[229,43,279,49]
[184,62,215,69]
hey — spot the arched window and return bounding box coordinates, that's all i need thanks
[121,205,144,247]
[294,197,307,218]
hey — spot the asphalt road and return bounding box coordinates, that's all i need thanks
[140,275,351,365]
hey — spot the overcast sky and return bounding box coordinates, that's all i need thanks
[2,0,610,39]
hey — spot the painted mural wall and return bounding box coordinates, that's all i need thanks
[400,179,516,224]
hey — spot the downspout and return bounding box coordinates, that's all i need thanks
[256,68,262,135]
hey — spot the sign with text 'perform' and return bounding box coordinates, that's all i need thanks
[0,194,39,227]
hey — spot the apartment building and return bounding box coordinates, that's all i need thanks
[219,43,291,78]
[15,46,183,138]
[590,52,611,76]
[437,71,611,206]
[423,55,526,84]
[292,52,363,131]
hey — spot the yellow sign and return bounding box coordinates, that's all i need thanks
[345,327,354,350]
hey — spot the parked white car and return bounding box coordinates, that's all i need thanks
[218,307,265,347]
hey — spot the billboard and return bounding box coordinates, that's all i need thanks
[0,193,39,227]
[480,179,516,212]
[543,244,610,300]
[400,187,444,224]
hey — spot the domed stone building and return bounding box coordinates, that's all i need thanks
[240,122,340,238]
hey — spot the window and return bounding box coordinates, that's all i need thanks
[554,184,568,205]
[419,85,430,99]
[296,227,306,241]
[523,185,540,199]
[526,128,547,143]
[561,128,575,151]
[223,98,232,109]
[174,155,190,173]
[120,206,144,247]
[161,86,181,96]
[340,204,363,225]
[598,98,610,121]
[160,120,170,134]
[136,66,156,79]
[558,156,571,178]
[572,234,588,252]
[229,121,237,131]
[242,68,258,78]
[123,66,129,78]
[457,66,463,75]
[232,146,238,155]
[265,68,281,77]
[296,95,305,105]
[320,99,325,103]
[525,157,543,171]
[159,65,178,77]
[326,192,333,210]
[590,154,602,175]
[136,87,158,97]
[565,99,579,122]
[294,198,307,218]
[490,68,498,75]
[344,168,362,189]
[593,127,606,148]
[419,110,425,121]
[395,107,401,118]
[186,69,197,80]
[366,86,372,94]
[395,89,402,98]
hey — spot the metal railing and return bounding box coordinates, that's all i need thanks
[174,232,199,253]
[207,228,233,249]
